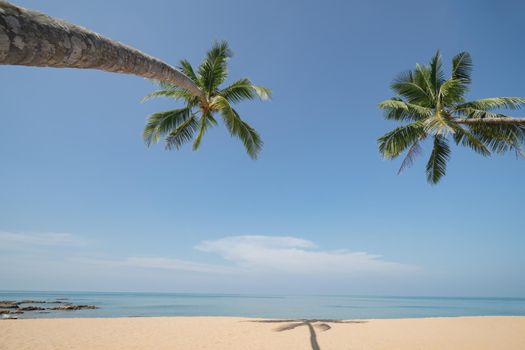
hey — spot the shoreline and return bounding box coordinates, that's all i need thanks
[2,316,525,349]
[3,314,525,320]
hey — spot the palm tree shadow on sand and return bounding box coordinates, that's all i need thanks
[251,319,367,350]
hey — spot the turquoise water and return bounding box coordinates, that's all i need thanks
[1,291,525,319]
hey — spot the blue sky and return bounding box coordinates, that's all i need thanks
[1,0,524,296]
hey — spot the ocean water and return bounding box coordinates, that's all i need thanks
[1,291,525,319]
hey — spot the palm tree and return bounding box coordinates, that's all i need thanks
[143,41,271,159]
[378,51,525,184]
[0,1,204,100]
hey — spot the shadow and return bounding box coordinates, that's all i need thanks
[252,319,367,350]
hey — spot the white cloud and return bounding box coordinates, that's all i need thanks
[0,231,87,246]
[196,235,415,275]
[1,230,415,281]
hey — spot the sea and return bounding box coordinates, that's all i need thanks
[1,291,525,319]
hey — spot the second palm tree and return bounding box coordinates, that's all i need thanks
[378,51,525,184]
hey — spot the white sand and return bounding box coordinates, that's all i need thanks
[1,316,524,350]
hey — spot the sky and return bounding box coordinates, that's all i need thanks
[1,0,524,297]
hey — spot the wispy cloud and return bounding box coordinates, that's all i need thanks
[0,231,88,246]
[196,235,415,275]
[79,256,238,274]
[1,230,416,281]
[75,235,415,276]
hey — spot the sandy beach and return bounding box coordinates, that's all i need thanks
[1,316,524,350]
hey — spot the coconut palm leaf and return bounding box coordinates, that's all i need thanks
[192,114,217,150]
[426,136,450,184]
[439,79,467,105]
[165,115,200,150]
[198,41,232,93]
[451,125,490,156]
[252,85,272,100]
[220,78,271,103]
[451,52,473,83]
[414,64,436,101]
[378,121,426,159]
[391,71,432,106]
[378,99,433,121]
[220,105,262,159]
[456,97,525,111]
[397,140,423,175]
[468,123,525,155]
[143,107,192,146]
[430,51,445,91]
[178,59,199,84]
[142,88,195,103]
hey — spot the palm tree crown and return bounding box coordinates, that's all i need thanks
[378,51,525,184]
[143,41,271,159]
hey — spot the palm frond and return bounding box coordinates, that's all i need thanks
[198,40,232,93]
[454,107,507,119]
[378,98,433,121]
[213,96,262,159]
[252,85,272,100]
[430,50,445,92]
[165,115,200,150]
[451,52,472,83]
[426,136,450,184]
[451,125,490,156]
[192,114,216,150]
[220,78,272,103]
[143,107,192,146]
[391,70,432,106]
[468,123,525,155]
[397,140,423,175]
[422,116,455,136]
[456,97,525,111]
[414,63,436,102]
[178,59,199,84]
[378,121,426,159]
[142,89,195,103]
[155,80,184,91]
[439,78,467,105]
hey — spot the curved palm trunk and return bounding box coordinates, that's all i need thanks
[0,1,204,100]
[456,118,525,125]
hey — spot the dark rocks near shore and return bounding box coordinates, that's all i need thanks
[0,309,23,315]
[0,301,19,308]
[49,304,98,311]
[20,299,64,304]
[0,300,98,317]
[19,306,46,311]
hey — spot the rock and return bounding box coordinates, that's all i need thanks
[0,309,23,314]
[19,300,44,304]
[0,301,19,309]
[19,306,45,311]
[20,300,63,304]
[0,300,98,313]
[49,304,98,311]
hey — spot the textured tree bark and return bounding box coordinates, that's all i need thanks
[456,118,525,125]
[0,1,205,101]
